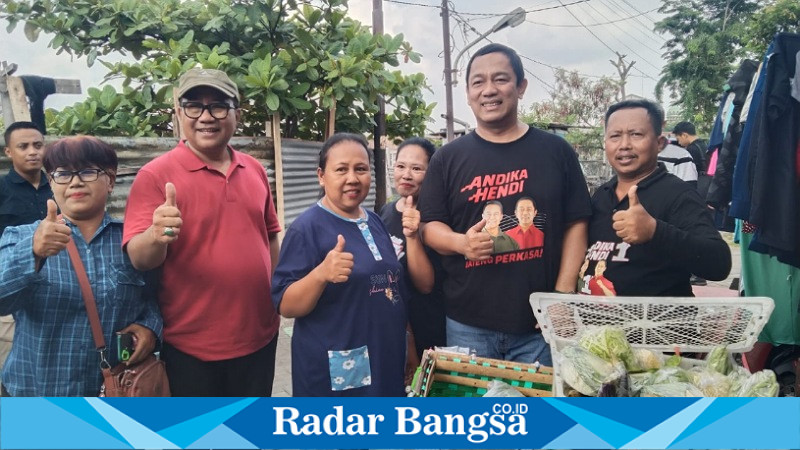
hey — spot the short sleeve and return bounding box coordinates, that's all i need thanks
[122,169,164,247]
[270,219,322,313]
[262,168,281,235]
[561,144,593,223]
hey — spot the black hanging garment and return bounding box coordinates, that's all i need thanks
[706,59,759,210]
[747,33,800,267]
[19,75,56,135]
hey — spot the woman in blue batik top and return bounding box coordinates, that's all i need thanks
[271,133,407,396]
[0,136,162,396]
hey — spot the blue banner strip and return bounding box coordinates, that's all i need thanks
[2,397,798,449]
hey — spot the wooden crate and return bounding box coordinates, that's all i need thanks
[409,350,553,397]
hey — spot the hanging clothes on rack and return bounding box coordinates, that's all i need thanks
[706,59,759,210]
[748,33,800,267]
[731,32,800,347]
[730,41,773,221]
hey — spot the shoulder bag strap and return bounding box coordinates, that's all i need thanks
[66,238,109,365]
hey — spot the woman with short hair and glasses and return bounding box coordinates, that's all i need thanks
[0,136,162,396]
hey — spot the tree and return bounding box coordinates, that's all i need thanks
[520,69,619,154]
[654,0,761,130]
[744,0,800,56]
[1,0,435,139]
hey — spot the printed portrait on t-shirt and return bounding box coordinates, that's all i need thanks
[579,240,630,296]
[458,169,549,268]
[505,196,546,250]
[481,201,519,254]
[588,260,616,296]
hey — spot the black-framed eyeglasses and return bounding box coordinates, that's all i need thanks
[50,168,106,185]
[180,102,234,119]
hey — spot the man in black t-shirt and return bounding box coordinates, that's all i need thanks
[0,121,52,378]
[418,44,592,365]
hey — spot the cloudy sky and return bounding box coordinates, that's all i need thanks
[1,0,669,134]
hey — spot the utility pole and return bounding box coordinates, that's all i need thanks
[441,0,455,142]
[610,52,635,100]
[372,0,387,210]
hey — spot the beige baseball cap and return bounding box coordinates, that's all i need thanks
[176,68,240,101]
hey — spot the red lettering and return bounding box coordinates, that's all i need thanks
[461,176,482,193]
[512,181,524,196]
[496,184,508,198]
[468,188,489,203]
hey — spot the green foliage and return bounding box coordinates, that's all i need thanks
[2,0,431,139]
[521,69,619,128]
[744,0,800,56]
[45,85,171,136]
[655,0,761,130]
[519,69,618,154]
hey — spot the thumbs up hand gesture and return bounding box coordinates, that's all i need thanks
[463,218,493,261]
[318,235,354,284]
[612,185,656,244]
[401,196,421,238]
[151,182,182,244]
[33,199,72,258]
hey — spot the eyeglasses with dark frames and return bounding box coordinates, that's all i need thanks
[50,168,106,185]
[180,102,235,119]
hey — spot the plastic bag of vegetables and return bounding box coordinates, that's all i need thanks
[577,326,642,372]
[558,345,623,396]
[705,345,734,375]
[650,366,690,385]
[640,382,704,397]
[628,372,654,395]
[687,367,732,397]
[734,369,779,397]
[633,348,664,371]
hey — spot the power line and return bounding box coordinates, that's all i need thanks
[524,8,658,27]
[384,0,592,16]
[524,68,557,93]
[579,1,663,54]
[600,0,666,43]
[383,0,440,9]
[449,12,556,93]
[519,54,649,79]
[554,0,659,80]
[615,0,662,25]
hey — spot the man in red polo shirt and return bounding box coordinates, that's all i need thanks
[123,68,281,396]
[506,196,544,249]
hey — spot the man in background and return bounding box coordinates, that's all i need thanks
[673,121,708,179]
[672,120,711,285]
[0,121,52,374]
[658,142,698,188]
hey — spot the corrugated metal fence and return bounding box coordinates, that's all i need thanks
[1,136,378,230]
[280,139,376,227]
